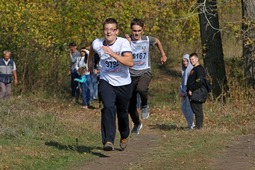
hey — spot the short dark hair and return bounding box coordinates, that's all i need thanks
[69,41,77,47]
[130,18,144,28]
[189,52,198,58]
[103,18,118,29]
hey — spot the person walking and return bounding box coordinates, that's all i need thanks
[180,54,194,129]
[125,18,167,134]
[69,42,80,99]
[88,18,133,151]
[187,53,206,129]
[0,50,18,100]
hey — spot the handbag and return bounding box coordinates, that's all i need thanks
[190,85,208,103]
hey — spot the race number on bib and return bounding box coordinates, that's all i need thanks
[105,61,119,68]
[133,52,147,60]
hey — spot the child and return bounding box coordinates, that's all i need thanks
[180,54,194,129]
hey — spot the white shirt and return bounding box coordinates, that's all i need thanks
[130,36,150,70]
[92,37,132,86]
[75,56,90,75]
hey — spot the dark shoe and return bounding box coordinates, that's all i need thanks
[103,141,114,151]
[131,123,143,135]
[119,138,128,151]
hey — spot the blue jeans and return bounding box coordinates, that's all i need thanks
[80,75,90,106]
[90,73,98,100]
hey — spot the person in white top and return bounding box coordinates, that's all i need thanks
[75,48,90,109]
[0,50,18,100]
[88,18,133,151]
[125,18,167,134]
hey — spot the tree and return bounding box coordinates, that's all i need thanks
[197,0,228,100]
[242,0,255,86]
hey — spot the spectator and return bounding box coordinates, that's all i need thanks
[69,42,80,99]
[187,53,206,129]
[0,50,18,100]
[75,48,90,109]
[180,54,194,129]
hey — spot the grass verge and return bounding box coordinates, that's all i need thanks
[0,97,101,170]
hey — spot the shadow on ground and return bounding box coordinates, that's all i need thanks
[45,141,108,157]
[149,124,189,131]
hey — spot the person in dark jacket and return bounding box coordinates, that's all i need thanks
[187,53,206,129]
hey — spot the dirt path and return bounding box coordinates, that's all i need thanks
[75,124,161,170]
[211,134,255,170]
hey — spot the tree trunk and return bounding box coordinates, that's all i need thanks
[242,0,255,86]
[197,0,228,100]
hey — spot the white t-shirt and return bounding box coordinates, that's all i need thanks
[92,37,132,86]
[75,49,90,75]
[75,56,90,75]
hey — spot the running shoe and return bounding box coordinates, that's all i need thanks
[131,123,143,135]
[141,105,149,119]
[103,141,114,151]
[119,138,128,151]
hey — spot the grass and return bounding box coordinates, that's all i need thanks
[0,97,102,170]
[126,58,255,170]
[1,54,255,169]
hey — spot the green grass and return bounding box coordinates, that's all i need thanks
[0,97,101,170]
[1,56,255,170]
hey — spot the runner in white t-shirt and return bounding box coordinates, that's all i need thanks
[125,18,167,135]
[88,18,133,151]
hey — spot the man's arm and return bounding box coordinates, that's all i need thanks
[88,46,96,73]
[13,70,18,85]
[102,46,133,67]
[154,38,167,64]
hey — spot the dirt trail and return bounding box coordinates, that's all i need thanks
[75,125,161,170]
[211,134,255,170]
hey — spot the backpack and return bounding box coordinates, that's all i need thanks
[190,77,211,103]
[201,77,211,93]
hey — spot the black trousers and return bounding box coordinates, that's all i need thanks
[190,101,203,129]
[99,80,132,145]
[128,72,152,125]
[71,72,80,97]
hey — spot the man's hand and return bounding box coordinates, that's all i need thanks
[161,55,167,64]
[125,34,131,43]
[102,46,115,58]
[14,79,18,85]
[188,90,192,96]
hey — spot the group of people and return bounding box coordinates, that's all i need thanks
[180,53,206,130]
[86,17,167,151]
[0,17,207,152]
[69,43,99,109]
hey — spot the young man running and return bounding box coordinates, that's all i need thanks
[126,18,167,134]
[88,18,133,151]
